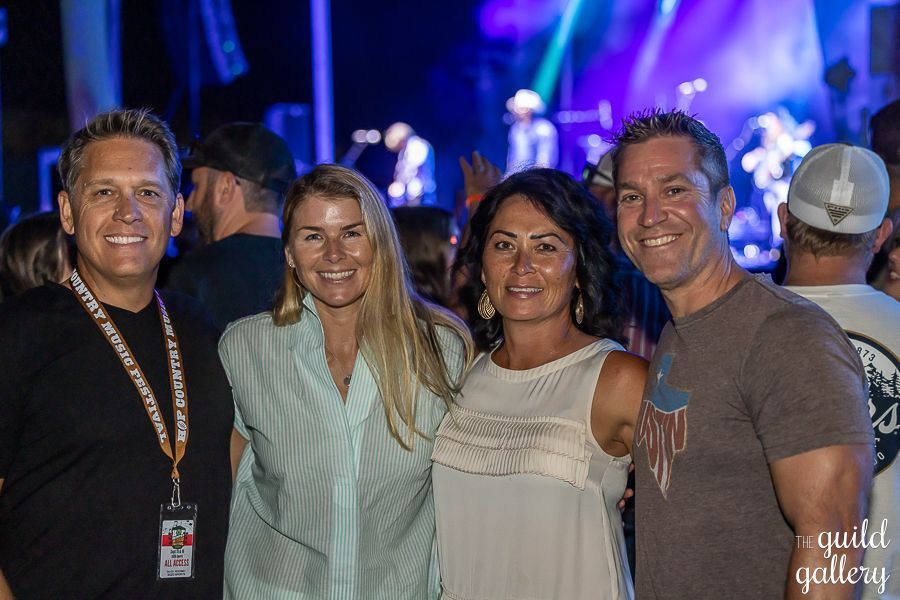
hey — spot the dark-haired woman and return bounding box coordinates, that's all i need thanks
[0,212,73,301]
[432,168,646,600]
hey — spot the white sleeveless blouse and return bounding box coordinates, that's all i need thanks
[432,339,634,600]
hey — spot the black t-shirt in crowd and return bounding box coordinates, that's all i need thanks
[165,233,285,331]
[0,283,233,599]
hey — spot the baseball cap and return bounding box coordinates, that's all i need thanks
[582,149,614,188]
[182,123,297,194]
[787,143,889,234]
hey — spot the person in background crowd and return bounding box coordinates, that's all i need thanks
[583,148,669,360]
[779,143,899,600]
[885,223,900,301]
[453,150,504,320]
[505,89,558,174]
[0,108,233,599]
[385,122,437,207]
[221,164,472,599]
[614,109,873,599]
[165,122,296,331]
[392,205,459,309]
[433,168,645,599]
[871,99,900,217]
[867,98,900,291]
[0,211,73,300]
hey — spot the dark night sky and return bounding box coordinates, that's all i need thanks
[1,0,500,213]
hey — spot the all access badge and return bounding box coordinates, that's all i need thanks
[158,503,198,580]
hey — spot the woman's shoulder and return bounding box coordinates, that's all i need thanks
[219,311,281,350]
[595,347,648,404]
[598,346,648,379]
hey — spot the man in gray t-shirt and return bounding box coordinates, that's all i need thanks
[612,110,874,599]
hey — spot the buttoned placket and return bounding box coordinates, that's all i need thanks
[299,295,379,600]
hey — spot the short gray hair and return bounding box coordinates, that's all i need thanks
[58,108,181,196]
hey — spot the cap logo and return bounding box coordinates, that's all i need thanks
[824,202,853,226]
[822,147,856,226]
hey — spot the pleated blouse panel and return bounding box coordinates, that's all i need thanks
[432,338,634,600]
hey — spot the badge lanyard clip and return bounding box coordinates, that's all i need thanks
[171,477,182,508]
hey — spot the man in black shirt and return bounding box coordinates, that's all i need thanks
[0,109,233,598]
[166,123,296,330]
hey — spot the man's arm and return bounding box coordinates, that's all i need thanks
[0,479,11,600]
[230,429,248,482]
[0,574,11,600]
[771,444,873,600]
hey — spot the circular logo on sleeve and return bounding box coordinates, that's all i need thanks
[847,332,899,475]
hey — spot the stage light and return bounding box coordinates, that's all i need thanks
[793,140,812,157]
[597,100,613,130]
[741,153,756,173]
[692,78,708,92]
[352,129,367,144]
[366,129,381,144]
[587,134,602,147]
[776,133,793,155]
[743,244,760,259]
[406,178,424,198]
[678,81,694,95]
[405,137,430,166]
[388,182,405,199]
[659,0,680,16]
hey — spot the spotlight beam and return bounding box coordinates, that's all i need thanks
[531,0,586,106]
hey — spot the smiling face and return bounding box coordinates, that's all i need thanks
[285,195,374,314]
[481,194,578,326]
[616,135,734,292]
[58,137,183,295]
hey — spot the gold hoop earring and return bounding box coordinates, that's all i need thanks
[575,293,584,325]
[477,290,496,319]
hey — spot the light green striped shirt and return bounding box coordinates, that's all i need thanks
[219,294,463,599]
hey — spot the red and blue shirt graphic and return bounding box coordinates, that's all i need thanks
[636,354,689,498]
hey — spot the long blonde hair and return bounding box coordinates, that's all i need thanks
[273,164,473,449]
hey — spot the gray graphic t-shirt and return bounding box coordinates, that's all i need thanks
[634,275,873,599]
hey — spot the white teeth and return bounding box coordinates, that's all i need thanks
[890,271,900,281]
[320,270,354,281]
[642,234,679,247]
[508,287,542,293]
[105,236,143,245]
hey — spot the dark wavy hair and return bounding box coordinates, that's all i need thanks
[454,168,622,351]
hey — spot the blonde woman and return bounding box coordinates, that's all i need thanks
[220,165,472,599]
